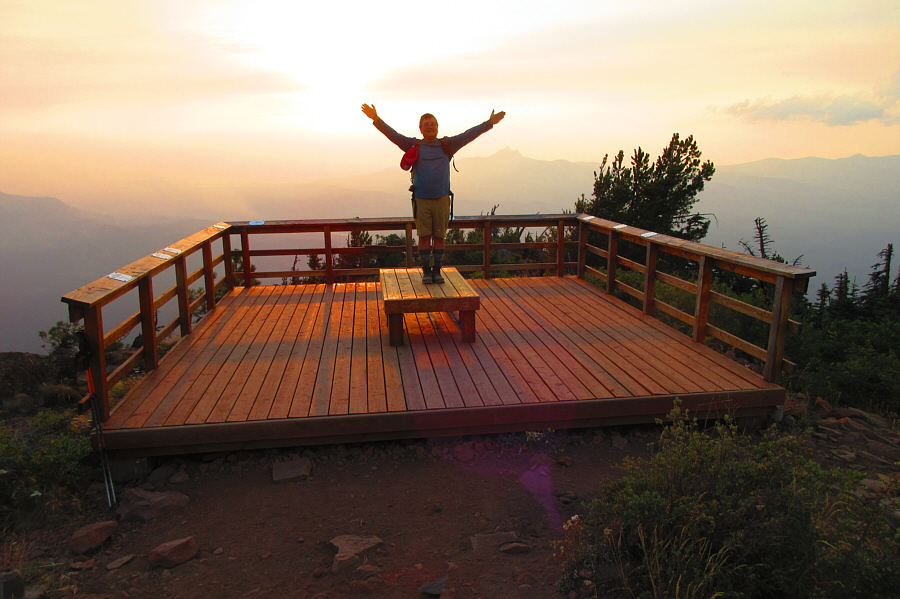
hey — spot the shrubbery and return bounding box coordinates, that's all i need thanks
[0,410,92,530]
[555,406,900,598]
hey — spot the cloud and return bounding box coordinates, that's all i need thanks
[724,75,900,126]
[0,16,304,115]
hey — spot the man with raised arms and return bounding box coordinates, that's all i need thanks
[361,104,506,283]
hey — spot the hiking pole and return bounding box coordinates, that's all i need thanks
[76,330,116,507]
[86,368,116,507]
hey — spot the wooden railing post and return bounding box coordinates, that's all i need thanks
[693,256,713,343]
[175,255,192,337]
[223,233,235,290]
[202,240,216,311]
[643,242,658,315]
[483,220,492,279]
[324,226,334,284]
[137,277,159,371]
[83,305,109,421]
[577,220,587,279]
[606,231,619,294]
[241,230,252,287]
[556,219,566,277]
[763,275,792,382]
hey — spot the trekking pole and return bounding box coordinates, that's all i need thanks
[86,368,116,507]
[76,330,116,507]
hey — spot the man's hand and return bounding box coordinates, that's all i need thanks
[361,103,378,121]
[489,110,506,125]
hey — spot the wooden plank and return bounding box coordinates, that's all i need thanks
[99,388,782,456]
[249,285,315,420]
[487,279,634,398]
[406,310,445,410]
[555,279,735,391]
[308,284,345,416]
[382,267,480,314]
[544,278,706,392]
[482,281,591,400]
[349,283,370,414]
[432,311,492,407]
[417,311,464,408]
[522,278,672,395]
[198,285,285,423]
[160,286,274,427]
[571,277,778,389]
[328,283,355,415]
[111,288,249,428]
[392,320,427,411]
[97,273,787,458]
[493,278,619,400]
[380,269,402,301]
[531,277,702,394]
[227,285,300,421]
[473,289,556,403]
[443,269,479,298]
[376,288,407,412]
[365,283,388,413]
[286,284,333,418]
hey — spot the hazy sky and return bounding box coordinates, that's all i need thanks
[2,0,898,209]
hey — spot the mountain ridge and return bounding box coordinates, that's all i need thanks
[1,151,896,353]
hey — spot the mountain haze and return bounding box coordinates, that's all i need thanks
[0,193,209,353]
[699,154,898,295]
[1,152,895,353]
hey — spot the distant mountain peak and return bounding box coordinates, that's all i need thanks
[490,147,523,159]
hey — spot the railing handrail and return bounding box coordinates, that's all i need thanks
[61,223,232,313]
[62,212,816,422]
[577,215,814,283]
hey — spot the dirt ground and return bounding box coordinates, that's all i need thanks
[16,399,900,599]
[30,426,653,599]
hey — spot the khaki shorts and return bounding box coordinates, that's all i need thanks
[413,195,451,238]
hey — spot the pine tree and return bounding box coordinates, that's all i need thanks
[576,133,715,242]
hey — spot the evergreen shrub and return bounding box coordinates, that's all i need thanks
[555,405,900,598]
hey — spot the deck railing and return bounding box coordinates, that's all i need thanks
[62,214,814,420]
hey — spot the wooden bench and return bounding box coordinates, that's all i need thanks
[380,267,480,346]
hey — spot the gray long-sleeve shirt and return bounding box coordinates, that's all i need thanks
[373,118,493,199]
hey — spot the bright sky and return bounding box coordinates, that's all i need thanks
[1,0,898,209]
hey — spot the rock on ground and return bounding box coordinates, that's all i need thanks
[149,537,198,568]
[68,521,118,555]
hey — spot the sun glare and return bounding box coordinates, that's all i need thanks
[195,2,461,134]
[189,0,621,135]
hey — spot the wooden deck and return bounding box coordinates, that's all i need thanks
[102,276,783,456]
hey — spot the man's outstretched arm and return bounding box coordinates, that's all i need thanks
[446,109,507,155]
[361,103,379,121]
[361,103,415,150]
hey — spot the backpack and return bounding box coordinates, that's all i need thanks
[402,138,458,220]
[400,138,455,171]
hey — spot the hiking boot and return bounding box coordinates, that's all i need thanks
[422,265,433,284]
[432,266,444,284]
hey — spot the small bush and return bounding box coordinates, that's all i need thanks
[556,405,900,598]
[0,410,92,531]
